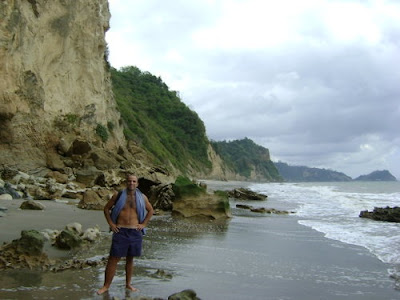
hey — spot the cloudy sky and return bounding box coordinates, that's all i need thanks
[106,0,400,179]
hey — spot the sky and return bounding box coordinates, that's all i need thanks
[106,0,400,179]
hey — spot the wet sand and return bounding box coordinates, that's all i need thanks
[1,195,400,299]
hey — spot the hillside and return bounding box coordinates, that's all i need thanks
[111,66,211,174]
[354,170,397,181]
[211,138,283,182]
[274,162,352,182]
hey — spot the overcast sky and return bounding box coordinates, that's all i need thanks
[106,0,400,179]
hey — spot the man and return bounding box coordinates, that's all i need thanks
[97,174,154,295]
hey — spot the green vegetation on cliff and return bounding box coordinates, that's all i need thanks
[211,138,282,181]
[111,66,211,172]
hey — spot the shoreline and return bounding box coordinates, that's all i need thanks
[1,182,400,299]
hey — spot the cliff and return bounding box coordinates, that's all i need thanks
[0,0,278,185]
[211,138,283,182]
[0,0,126,170]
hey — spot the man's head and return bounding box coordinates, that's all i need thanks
[126,174,138,191]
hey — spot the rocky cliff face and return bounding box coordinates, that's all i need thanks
[0,0,125,171]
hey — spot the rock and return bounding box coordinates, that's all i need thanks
[0,194,13,200]
[172,194,231,220]
[236,204,290,214]
[228,188,267,201]
[250,207,289,214]
[89,150,120,170]
[41,229,60,241]
[151,269,173,280]
[0,182,21,199]
[55,229,82,249]
[168,289,200,300]
[75,166,102,187]
[46,152,65,171]
[236,204,252,209]
[51,256,108,272]
[65,222,83,235]
[82,226,100,242]
[360,206,400,223]
[46,171,69,184]
[78,190,106,210]
[149,183,174,211]
[20,200,46,210]
[11,230,45,256]
[0,230,53,270]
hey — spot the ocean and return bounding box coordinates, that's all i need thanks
[1,181,400,299]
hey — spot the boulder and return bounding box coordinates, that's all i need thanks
[89,150,120,170]
[75,166,102,187]
[228,188,267,201]
[0,230,52,270]
[55,229,82,249]
[78,190,105,210]
[168,289,200,300]
[20,200,46,210]
[360,206,400,223]
[46,152,65,171]
[9,230,45,256]
[172,194,231,220]
[46,171,69,184]
[0,193,12,200]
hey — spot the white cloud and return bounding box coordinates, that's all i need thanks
[106,0,400,179]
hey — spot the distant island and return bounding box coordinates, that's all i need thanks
[274,162,397,182]
[353,170,397,182]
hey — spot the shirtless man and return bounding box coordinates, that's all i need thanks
[97,174,154,295]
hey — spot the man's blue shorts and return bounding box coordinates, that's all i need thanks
[110,227,143,257]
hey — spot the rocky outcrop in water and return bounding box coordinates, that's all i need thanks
[359,206,400,223]
[228,188,267,201]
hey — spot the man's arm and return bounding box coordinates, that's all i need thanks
[104,191,119,233]
[138,194,154,230]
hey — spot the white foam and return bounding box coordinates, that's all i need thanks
[248,182,400,265]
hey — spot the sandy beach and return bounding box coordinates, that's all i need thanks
[1,191,400,299]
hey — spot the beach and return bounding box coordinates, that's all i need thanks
[1,181,400,299]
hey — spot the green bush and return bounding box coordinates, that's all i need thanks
[95,123,109,142]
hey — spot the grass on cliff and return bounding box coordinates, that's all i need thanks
[111,66,211,173]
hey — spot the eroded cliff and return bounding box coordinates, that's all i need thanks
[0,0,126,171]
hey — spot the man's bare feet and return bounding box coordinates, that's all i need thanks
[126,284,139,292]
[96,286,109,295]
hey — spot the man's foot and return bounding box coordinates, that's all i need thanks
[126,284,139,292]
[96,286,109,295]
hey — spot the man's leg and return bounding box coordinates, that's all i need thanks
[125,256,139,292]
[97,256,121,295]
